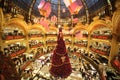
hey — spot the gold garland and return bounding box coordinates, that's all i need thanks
[51,62,70,67]
[55,50,67,56]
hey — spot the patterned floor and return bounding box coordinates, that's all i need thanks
[21,53,100,80]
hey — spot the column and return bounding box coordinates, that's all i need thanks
[57,0,61,25]
[0,8,4,51]
[107,0,113,16]
[81,0,90,24]
[108,0,120,66]
[28,0,36,23]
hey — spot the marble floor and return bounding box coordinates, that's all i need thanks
[21,53,100,80]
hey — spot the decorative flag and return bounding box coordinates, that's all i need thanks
[63,0,83,14]
[38,0,51,17]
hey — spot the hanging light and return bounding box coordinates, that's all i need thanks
[62,8,66,13]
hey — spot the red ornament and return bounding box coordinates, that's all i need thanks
[49,28,72,78]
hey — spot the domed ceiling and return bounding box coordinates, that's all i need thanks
[12,0,108,19]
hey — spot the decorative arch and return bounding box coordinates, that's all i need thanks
[29,24,46,34]
[49,26,57,32]
[3,18,28,34]
[88,17,111,34]
[73,23,88,34]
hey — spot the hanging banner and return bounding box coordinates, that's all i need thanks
[38,0,51,17]
[63,0,83,15]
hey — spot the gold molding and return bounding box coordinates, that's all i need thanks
[0,8,4,27]
[3,18,28,34]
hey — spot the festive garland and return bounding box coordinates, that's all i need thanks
[51,62,70,67]
[55,50,67,56]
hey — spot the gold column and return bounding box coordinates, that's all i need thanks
[108,0,120,66]
[81,0,90,24]
[108,34,118,66]
[71,15,73,28]
[107,0,113,16]
[0,8,4,51]
[86,32,91,53]
[57,0,61,25]
[28,0,36,23]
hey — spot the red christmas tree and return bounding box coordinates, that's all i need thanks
[49,27,72,78]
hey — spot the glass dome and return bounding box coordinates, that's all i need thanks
[12,0,106,19]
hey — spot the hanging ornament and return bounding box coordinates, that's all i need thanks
[63,0,83,15]
[62,8,66,13]
[38,0,51,17]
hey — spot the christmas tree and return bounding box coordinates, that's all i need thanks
[49,27,72,78]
